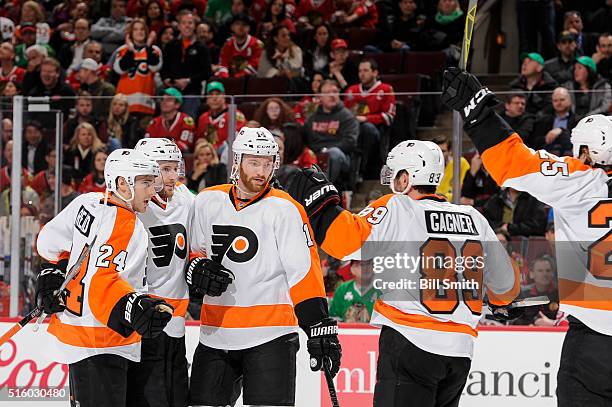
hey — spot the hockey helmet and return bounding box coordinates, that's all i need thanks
[381,140,445,194]
[570,114,612,166]
[134,138,185,177]
[230,126,280,182]
[104,148,161,202]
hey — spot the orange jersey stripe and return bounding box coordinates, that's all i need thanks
[201,304,298,328]
[559,279,612,311]
[152,296,189,317]
[375,300,478,337]
[48,316,141,348]
[486,259,521,306]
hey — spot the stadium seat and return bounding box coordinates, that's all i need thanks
[339,27,378,50]
[402,51,446,79]
[366,52,404,75]
[237,101,260,121]
[215,77,247,96]
[243,77,289,102]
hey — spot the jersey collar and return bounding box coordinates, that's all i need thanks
[229,184,271,211]
[415,194,447,202]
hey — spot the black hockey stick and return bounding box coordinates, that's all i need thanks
[323,359,340,407]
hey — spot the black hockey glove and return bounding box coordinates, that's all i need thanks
[35,260,68,314]
[124,293,174,338]
[441,67,499,127]
[488,303,524,322]
[305,318,342,378]
[286,166,341,217]
[185,257,234,297]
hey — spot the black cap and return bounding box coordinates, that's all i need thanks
[558,30,576,43]
[231,13,251,26]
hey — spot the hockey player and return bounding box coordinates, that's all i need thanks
[441,67,612,406]
[287,140,520,406]
[129,138,193,407]
[187,126,341,406]
[35,148,174,407]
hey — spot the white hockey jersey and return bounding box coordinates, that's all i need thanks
[475,131,612,336]
[137,183,194,338]
[190,184,326,350]
[36,193,148,364]
[319,193,520,358]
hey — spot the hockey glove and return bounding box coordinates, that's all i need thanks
[186,257,234,297]
[441,67,499,127]
[306,318,342,378]
[35,261,68,314]
[488,302,525,322]
[286,166,341,217]
[125,293,174,338]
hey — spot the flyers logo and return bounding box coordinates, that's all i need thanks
[148,224,188,267]
[211,225,258,263]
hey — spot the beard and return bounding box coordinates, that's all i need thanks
[158,183,175,200]
[239,168,268,194]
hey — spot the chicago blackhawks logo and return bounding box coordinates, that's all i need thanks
[148,224,188,267]
[211,225,258,263]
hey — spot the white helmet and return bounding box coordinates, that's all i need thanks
[381,140,445,194]
[134,138,185,176]
[570,114,612,166]
[104,149,161,202]
[230,126,280,182]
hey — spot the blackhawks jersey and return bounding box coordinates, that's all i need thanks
[145,112,196,153]
[344,81,396,126]
[0,65,24,84]
[318,194,520,358]
[137,183,194,338]
[217,35,264,78]
[295,0,334,25]
[469,112,612,336]
[196,108,247,149]
[190,184,327,350]
[36,193,149,364]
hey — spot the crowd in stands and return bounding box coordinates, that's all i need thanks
[0,0,611,324]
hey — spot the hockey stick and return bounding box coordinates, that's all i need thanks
[451,0,478,204]
[323,359,340,407]
[508,296,550,309]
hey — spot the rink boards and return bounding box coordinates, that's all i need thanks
[0,321,565,407]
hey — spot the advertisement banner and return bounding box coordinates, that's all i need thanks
[0,321,565,407]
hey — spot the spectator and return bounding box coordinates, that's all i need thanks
[593,32,612,81]
[326,38,358,90]
[19,1,45,25]
[204,0,232,23]
[510,52,558,117]
[127,0,167,18]
[64,91,100,146]
[196,81,247,150]
[563,56,612,117]
[169,0,207,17]
[15,23,55,69]
[187,140,227,192]
[215,0,252,46]
[0,171,39,216]
[114,18,163,116]
[253,97,295,135]
[303,23,332,79]
[432,134,470,202]
[0,141,31,192]
[22,120,49,175]
[294,72,323,125]
[197,20,220,65]
[0,42,25,86]
[66,41,112,90]
[516,0,556,60]
[157,25,175,49]
[21,45,47,95]
[49,0,90,29]
[304,79,358,184]
[99,93,143,149]
[31,147,56,200]
[1,118,12,144]
[460,152,500,210]
[513,255,559,326]
[78,149,108,193]
[0,80,19,111]
[91,0,132,57]
[64,122,105,183]
[531,87,577,155]
[145,0,168,36]
[544,31,577,85]
[332,0,378,29]
[383,0,424,52]
[257,25,303,79]
[483,187,548,237]
[58,18,91,73]
[26,57,75,126]
[345,59,396,178]
[216,13,263,78]
[78,58,116,120]
[295,0,334,30]
[282,122,317,168]
[39,166,80,220]
[563,10,597,56]
[494,227,529,287]
[499,92,535,143]
[258,0,296,41]
[423,0,466,64]
[161,9,212,119]
[145,87,196,152]
[329,260,381,323]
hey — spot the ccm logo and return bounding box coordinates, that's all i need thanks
[305,185,338,207]
[463,87,492,118]
[311,325,338,337]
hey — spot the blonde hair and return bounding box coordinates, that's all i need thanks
[21,1,45,24]
[107,94,129,142]
[71,122,104,150]
[194,140,219,166]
